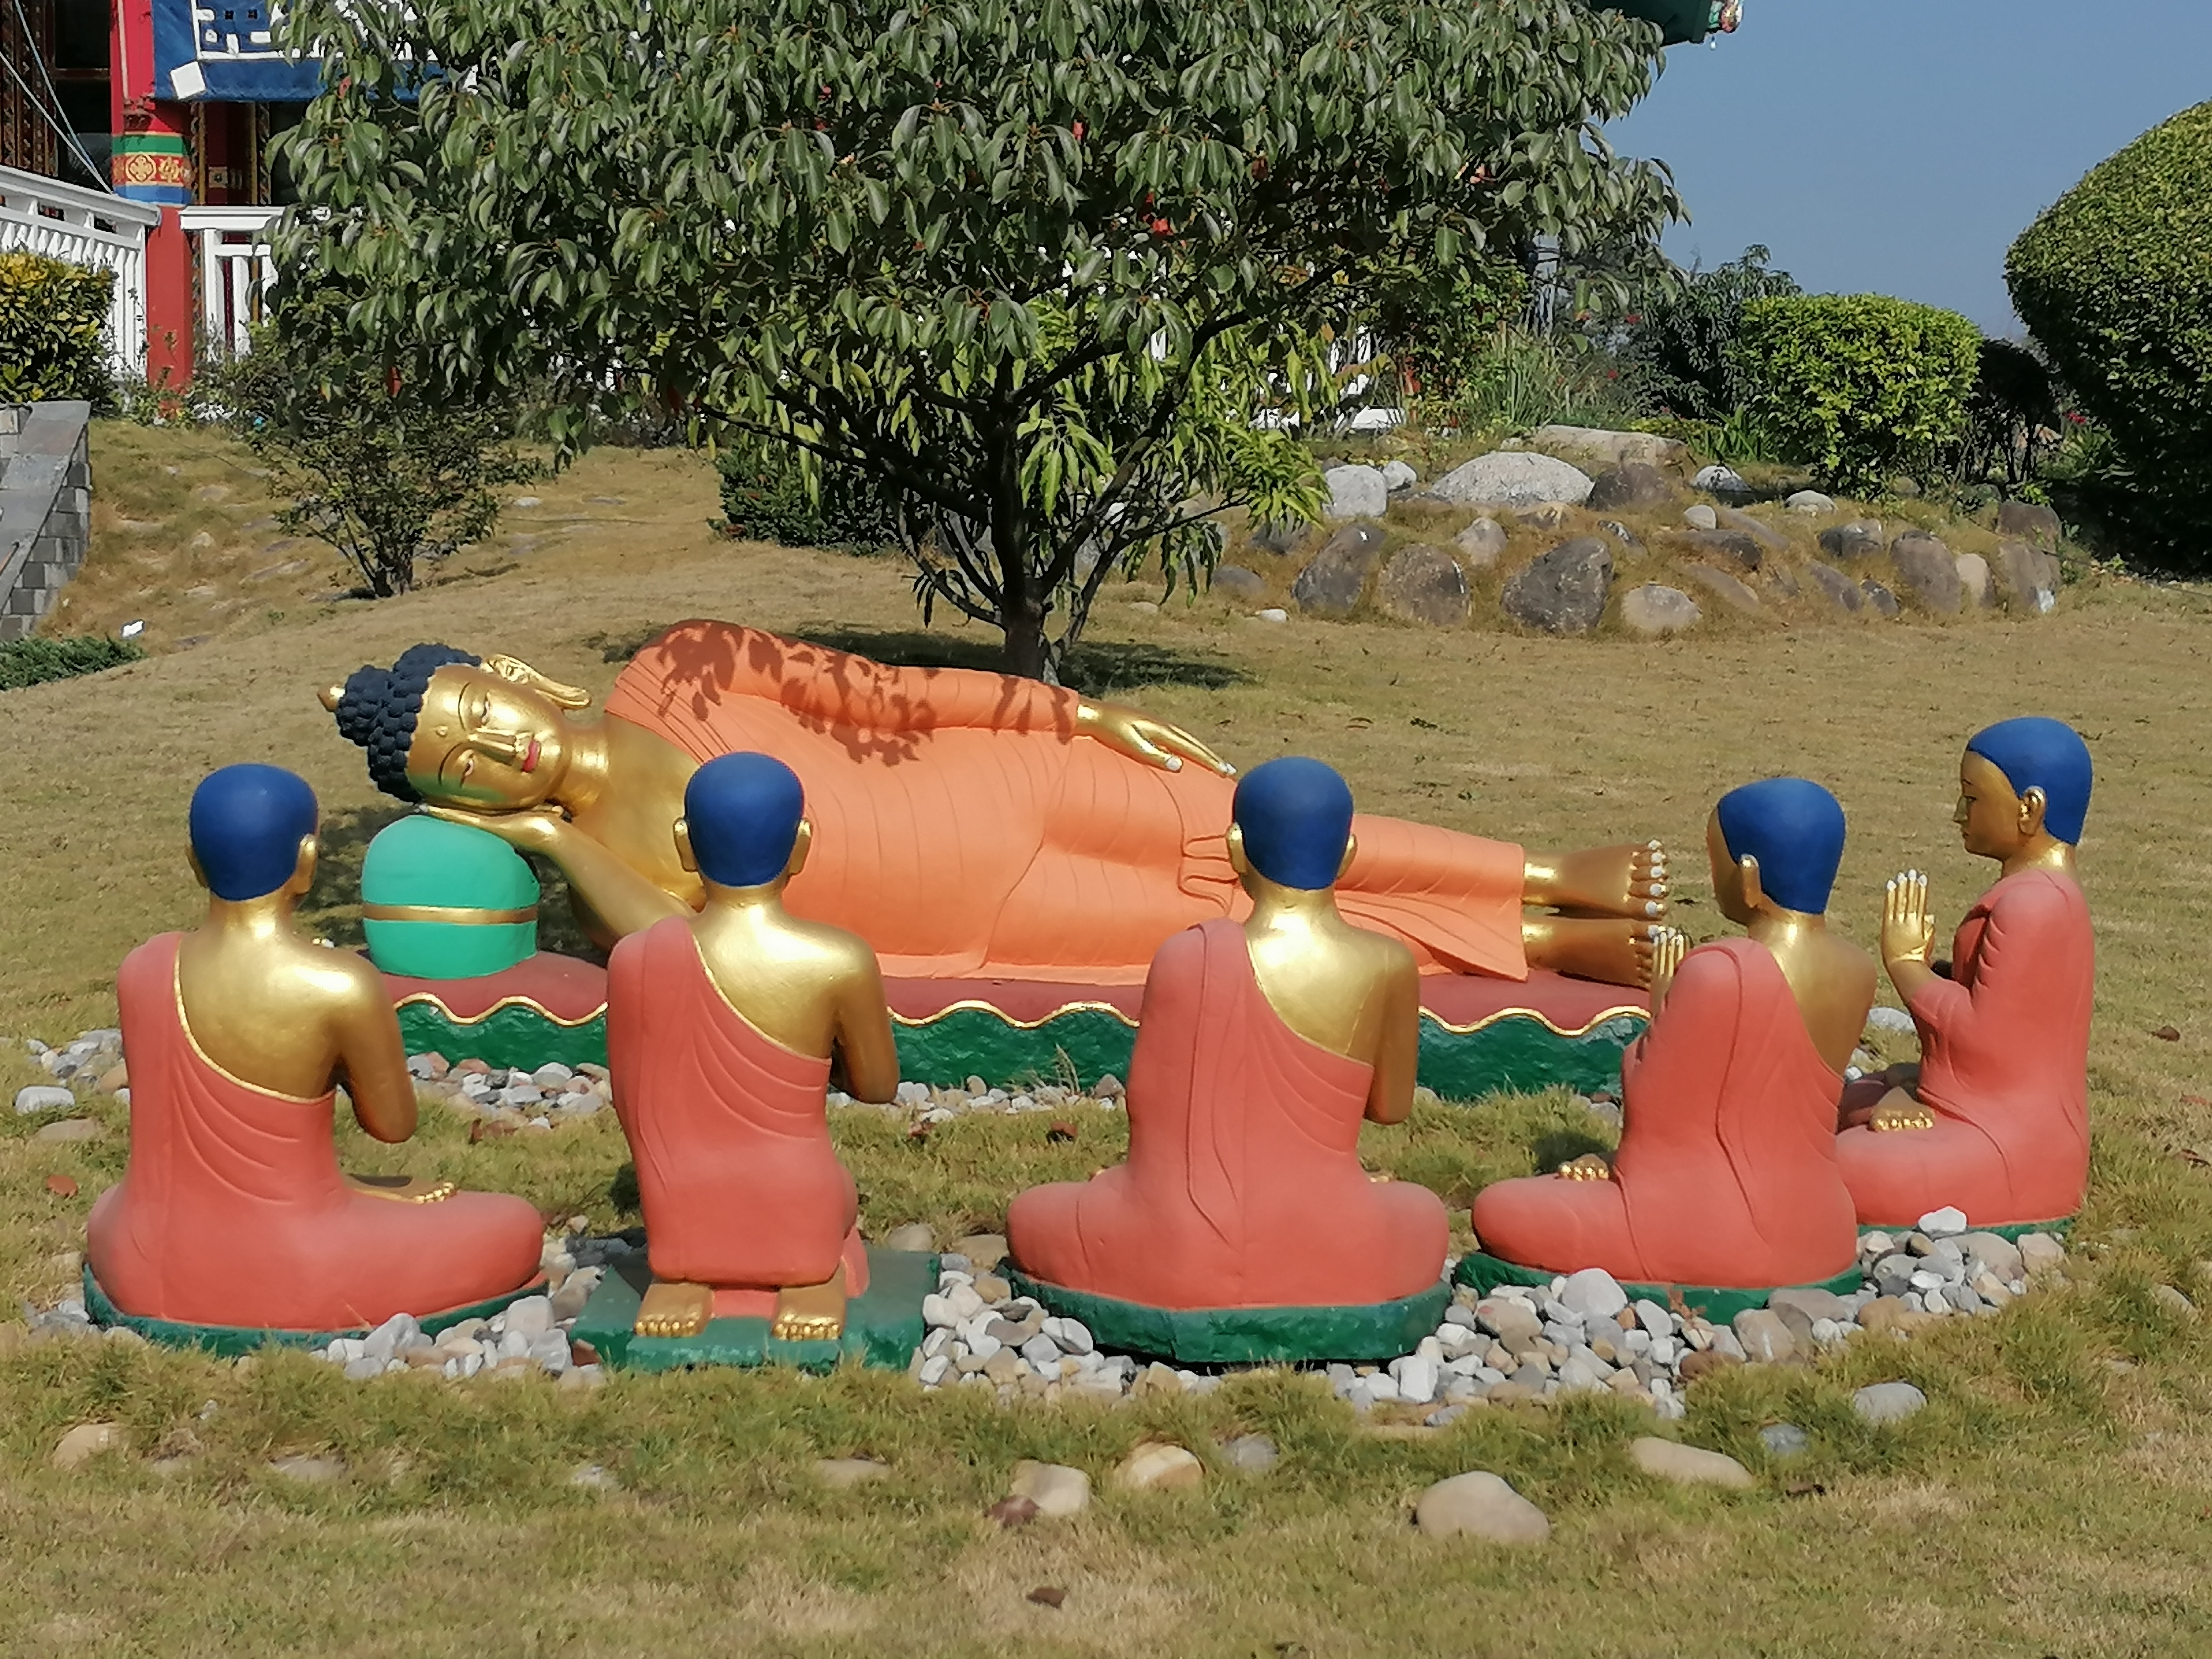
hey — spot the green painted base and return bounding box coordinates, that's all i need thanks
[1452,1251,1866,1326]
[572,1246,934,1373]
[1004,1266,1451,1365]
[1859,1217,2076,1243]
[1416,1010,1646,1102]
[82,1266,544,1358]
[397,1001,608,1071]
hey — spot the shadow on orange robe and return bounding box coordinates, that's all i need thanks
[604,622,1526,985]
[1008,920,1448,1309]
[86,935,544,1331]
[1837,868,2094,1228]
[1471,937,1858,1288]
[607,916,869,1317]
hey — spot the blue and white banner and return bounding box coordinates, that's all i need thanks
[154,0,324,102]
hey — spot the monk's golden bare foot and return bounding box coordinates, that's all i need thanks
[1523,916,1663,989]
[771,1263,848,1342]
[1869,1088,1936,1134]
[634,1280,713,1337]
[1556,1153,1613,1181]
[1524,841,1670,921]
[347,1172,458,1204]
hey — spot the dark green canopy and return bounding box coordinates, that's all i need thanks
[1600,0,1736,46]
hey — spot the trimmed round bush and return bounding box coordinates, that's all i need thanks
[1735,294,1980,493]
[2007,101,2212,555]
[0,252,115,405]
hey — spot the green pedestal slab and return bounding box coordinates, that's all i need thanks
[82,1266,544,1358]
[1005,1266,1450,1365]
[397,1001,608,1072]
[1453,1251,1865,1326]
[573,1246,934,1373]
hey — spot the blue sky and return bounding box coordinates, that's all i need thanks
[1607,1,2212,333]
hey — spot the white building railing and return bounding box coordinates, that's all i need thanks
[179,205,282,359]
[0,164,161,378]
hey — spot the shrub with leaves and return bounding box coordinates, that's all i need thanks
[2008,100,2212,563]
[278,0,1683,679]
[1366,254,1531,411]
[0,252,115,405]
[0,634,142,691]
[1735,294,1980,492]
[1624,244,1799,421]
[716,433,900,553]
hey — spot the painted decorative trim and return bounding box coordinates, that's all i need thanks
[1006,1265,1451,1365]
[84,1265,544,1357]
[392,990,607,1029]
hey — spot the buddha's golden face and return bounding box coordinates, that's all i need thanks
[406,665,565,810]
[1954,750,2033,860]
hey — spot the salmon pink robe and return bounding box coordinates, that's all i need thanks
[1006,919,1449,1308]
[1472,937,1859,1288]
[1837,868,2094,1227]
[603,621,1526,985]
[86,935,543,1331]
[607,915,868,1300]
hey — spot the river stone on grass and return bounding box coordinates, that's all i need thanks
[1113,1443,1204,1492]
[1682,504,1718,530]
[1528,425,1690,471]
[1222,1434,1279,1473]
[51,1423,128,1470]
[1323,465,1387,520]
[1212,565,1266,600]
[1454,517,1508,566]
[1994,541,2060,614]
[1681,564,1761,614]
[1692,464,1750,498]
[1010,1460,1093,1516]
[1620,584,1701,637]
[1996,499,2063,547]
[1630,1437,1755,1490]
[1560,1267,1629,1322]
[1819,519,1885,561]
[1891,532,1963,613]
[1431,451,1594,509]
[1415,1472,1550,1543]
[34,1117,104,1141]
[1250,521,1317,560]
[813,1457,891,1488]
[14,1085,74,1115]
[1861,580,1901,616]
[1293,524,1387,618]
[882,1223,935,1253]
[1717,507,1790,552]
[1760,1423,1812,1458]
[1786,490,1835,514]
[1586,462,1674,510]
[1677,528,1765,571]
[1380,460,1417,492]
[1731,1308,1797,1364]
[1955,551,1995,608]
[1853,1381,1927,1424]
[1501,538,1613,633]
[1806,561,1865,612]
[1376,544,1470,627]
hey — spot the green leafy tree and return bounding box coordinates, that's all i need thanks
[278,0,1682,679]
[1625,243,1799,421]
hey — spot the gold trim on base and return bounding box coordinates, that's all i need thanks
[364,902,539,925]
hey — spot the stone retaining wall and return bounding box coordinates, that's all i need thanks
[0,400,93,642]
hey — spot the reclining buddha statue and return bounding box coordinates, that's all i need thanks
[1467,779,1870,1301]
[1837,718,2095,1230]
[321,621,1670,988]
[87,765,544,1336]
[606,752,901,1344]
[1004,757,1452,1361]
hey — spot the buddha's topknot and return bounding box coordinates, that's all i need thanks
[332,643,481,800]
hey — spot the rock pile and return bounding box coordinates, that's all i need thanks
[406,1052,611,1128]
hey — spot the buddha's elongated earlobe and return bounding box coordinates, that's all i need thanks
[2020,785,2048,838]
[484,653,592,709]
[1336,832,1358,881]
[673,817,697,874]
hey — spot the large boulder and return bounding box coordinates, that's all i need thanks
[1249,520,1318,560]
[1861,579,1902,617]
[1676,528,1765,572]
[1620,584,1701,637]
[1376,545,1471,627]
[1586,462,1676,511]
[1454,517,1508,567]
[1806,561,1866,613]
[1501,538,1614,633]
[1528,425,1691,472]
[1212,565,1266,601]
[1323,464,1389,521]
[1818,519,1885,561]
[1692,463,1751,498]
[1955,551,1995,609]
[1379,460,1418,493]
[1292,524,1387,617]
[1995,499,2063,549]
[1431,451,1594,510]
[1994,540,2062,614]
[1890,531,1963,613]
[1718,507,1790,552]
[1681,564,1761,613]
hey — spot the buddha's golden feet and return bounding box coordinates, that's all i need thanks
[1870,1101,1937,1134]
[1556,1154,1614,1182]
[1529,841,1670,921]
[347,1172,458,1204]
[1522,916,1667,989]
[634,1280,714,1338]
[771,1264,849,1343]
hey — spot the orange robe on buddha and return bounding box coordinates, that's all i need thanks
[607,916,869,1310]
[1837,868,2094,1228]
[603,622,1525,985]
[86,935,544,1331]
[1006,919,1449,1308]
[1471,938,1858,1288]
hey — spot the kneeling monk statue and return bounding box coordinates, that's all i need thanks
[87,765,544,1333]
[1469,779,1869,1295]
[606,752,901,1342]
[1005,758,1451,1352]
[322,622,1669,986]
[1837,718,2095,1229]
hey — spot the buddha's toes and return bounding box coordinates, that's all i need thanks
[634,1280,713,1338]
[1543,842,1671,920]
[771,1269,849,1342]
[1524,916,1664,989]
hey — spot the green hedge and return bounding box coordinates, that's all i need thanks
[1736,294,1980,492]
[0,252,114,405]
[716,433,900,554]
[0,635,142,691]
[2007,101,2212,561]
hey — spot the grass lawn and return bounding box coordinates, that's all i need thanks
[5,424,2212,1655]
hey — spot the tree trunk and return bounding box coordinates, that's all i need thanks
[989,427,1058,684]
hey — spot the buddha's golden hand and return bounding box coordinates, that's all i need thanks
[1881,869,1937,968]
[1648,926,1689,1012]
[421,802,567,854]
[1074,700,1235,776]
[1557,1154,1614,1181]
[1870,1100,1937,1133]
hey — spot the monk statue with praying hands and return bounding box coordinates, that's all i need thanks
[605,752,901,1342]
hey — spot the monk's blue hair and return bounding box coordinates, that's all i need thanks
[1966,717,2093,844]
[189,764,319,901]
[1233,757,1355,890]
[685,752,804,886]
[1715,777,1846,915]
